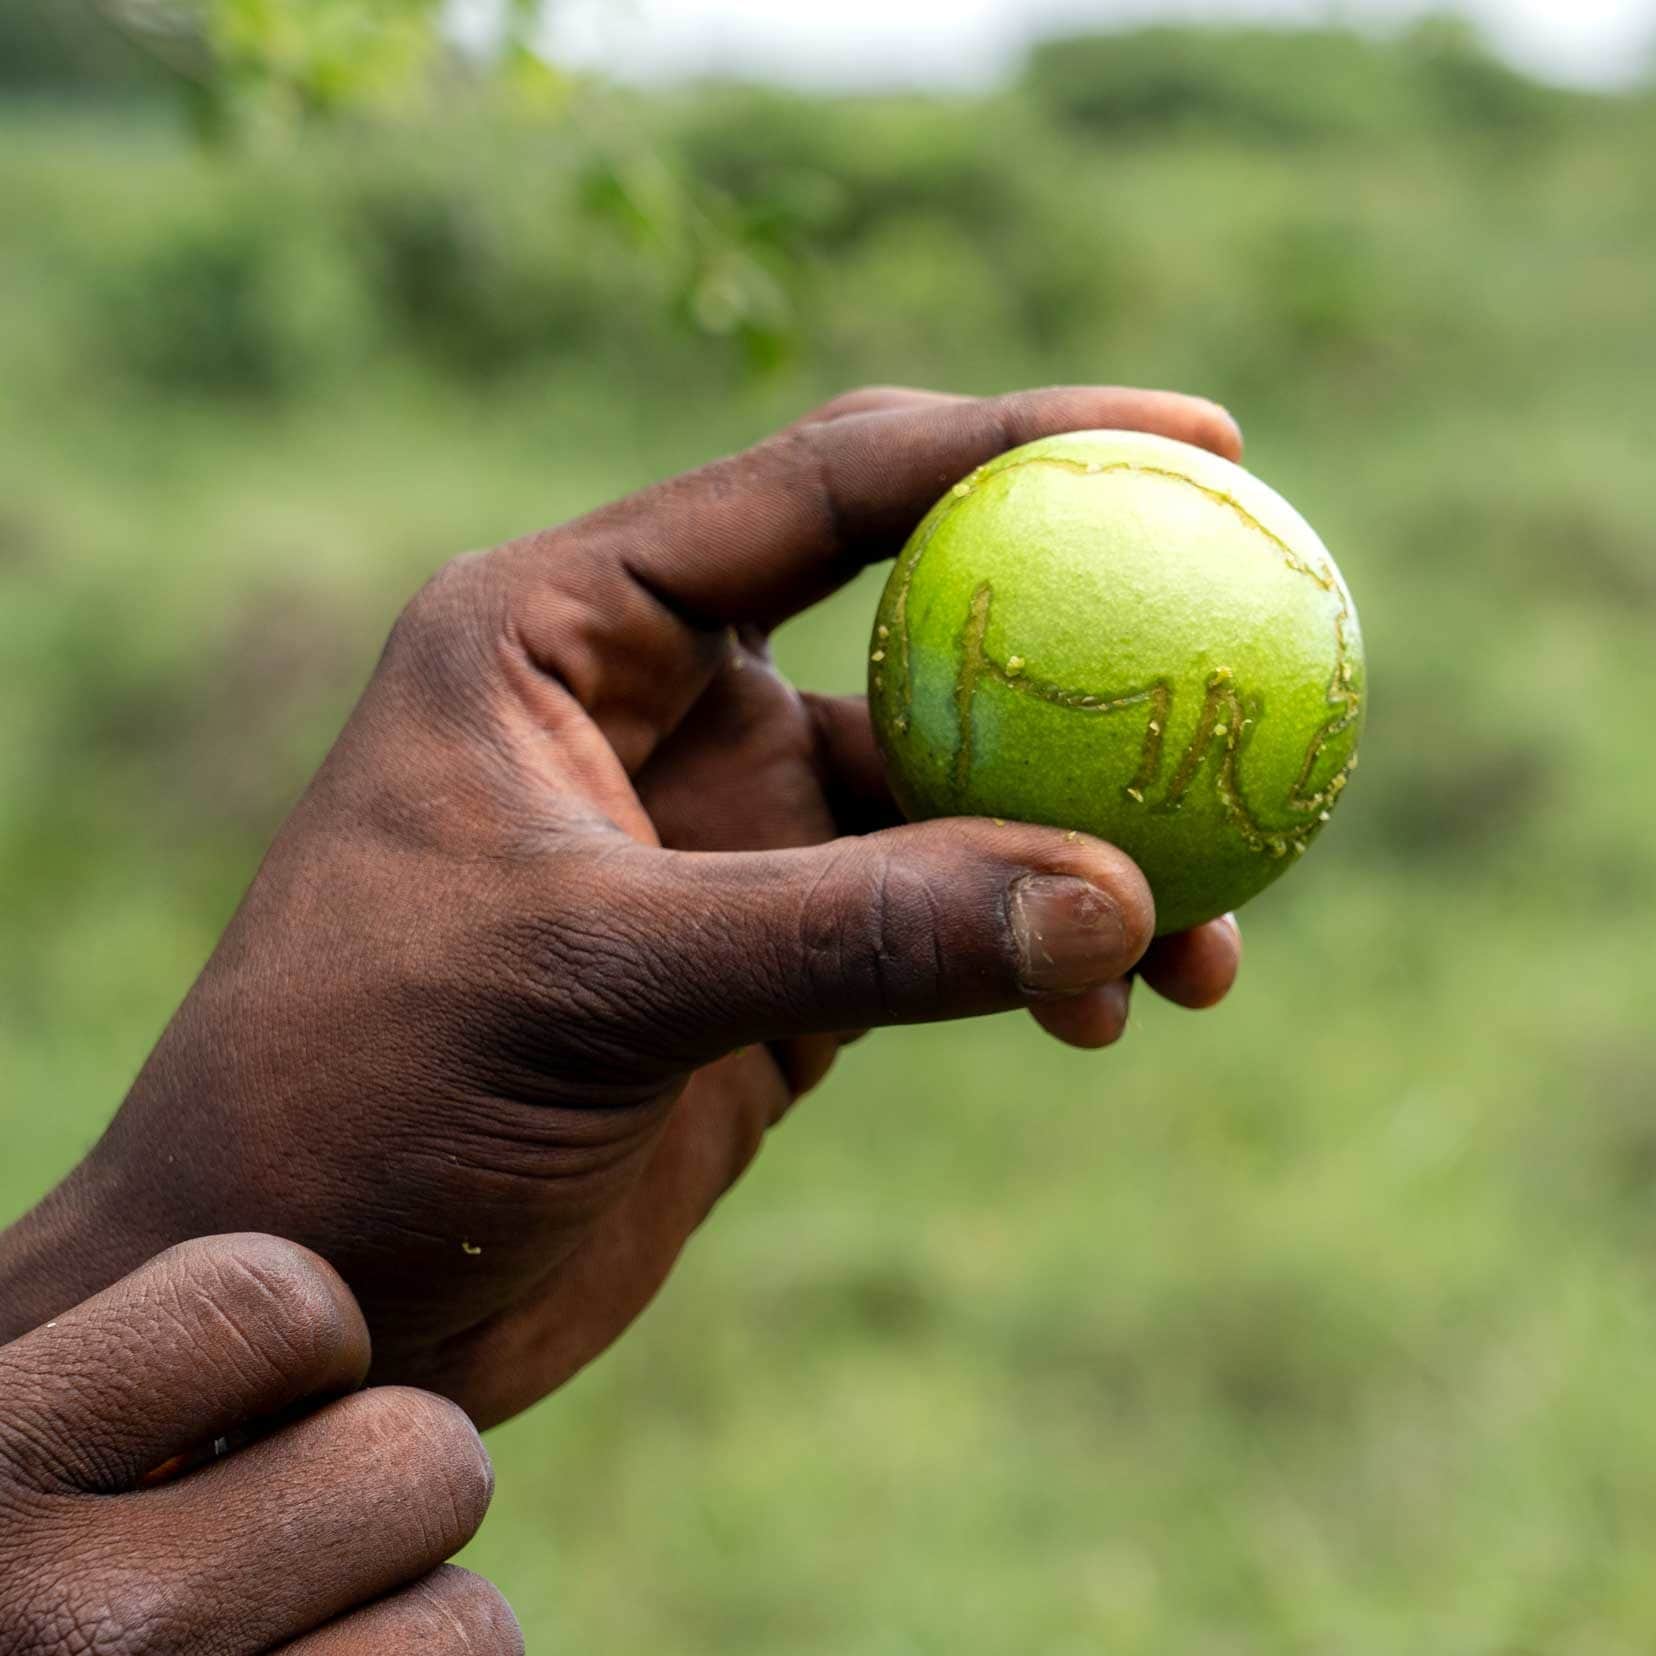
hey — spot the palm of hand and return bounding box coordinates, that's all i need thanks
[406,624,887,1422]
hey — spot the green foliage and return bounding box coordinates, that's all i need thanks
[579,149,800,373]
[94,0,453,134]
[4,24,1656,1652]
[94,203,366,394]
[1025,19,1583,142]
[348,175,608,377]
[0,0,164,94]
[1027,25,1402,141]
[1405,13,1573,133]
[89,0,815,363]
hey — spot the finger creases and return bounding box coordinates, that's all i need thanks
[113,1388,493,1655]
[0,1233,370,1495]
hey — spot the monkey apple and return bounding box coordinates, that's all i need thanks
[868,429,1364,936]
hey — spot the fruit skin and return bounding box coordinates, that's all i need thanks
[868,429,1364,937]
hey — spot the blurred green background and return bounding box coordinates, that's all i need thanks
[4,5,1656,1649]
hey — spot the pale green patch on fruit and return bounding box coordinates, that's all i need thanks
[869,429,1365,936]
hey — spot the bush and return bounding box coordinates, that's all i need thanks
[1024,21,1575,146]
[1402,15,1574,135]
[96,201,369,398]
[1024,26,1411,143]
[347,183,594,377]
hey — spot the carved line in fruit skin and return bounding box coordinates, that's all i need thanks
[882,456,1362,858]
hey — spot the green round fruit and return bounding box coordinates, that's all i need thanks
[868,429,1364,936]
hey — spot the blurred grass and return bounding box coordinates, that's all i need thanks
[4,20,1656,1652]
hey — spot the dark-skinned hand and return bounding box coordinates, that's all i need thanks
[0,1233,519,1655]
[0,387,1245,1426]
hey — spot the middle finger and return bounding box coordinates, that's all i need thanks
[112,1388,493,1655]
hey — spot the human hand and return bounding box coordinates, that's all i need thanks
[0,1233,517,1655]
[9,387,1244,1425]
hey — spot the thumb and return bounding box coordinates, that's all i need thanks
[576,820,1155,1067]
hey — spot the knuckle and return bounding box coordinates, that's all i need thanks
[353,1388,494,1541]
[412,1567,525,1655]
[980,390,1027,453]
[774,422,848,551]
[161,1230,329,1303]
[817,384,882,418]
[807,842,938,1020]
[393,551,492,640]
[155,1234,363,1389]
[382,551,504,707]
[13,1565,184,1656]
[859,851,939,1014]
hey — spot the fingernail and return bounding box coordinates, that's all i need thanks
[1009,874,1132,994]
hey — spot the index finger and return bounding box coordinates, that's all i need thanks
[0,1234,369,1494]
[528,386,1240,637]
[500,386,1240,768]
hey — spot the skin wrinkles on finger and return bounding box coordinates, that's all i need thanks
[0,1250,506,1656]
[103,1388,494,1655]
[0,1237,371,1498]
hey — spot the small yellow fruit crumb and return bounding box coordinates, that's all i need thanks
[870,649,885,663]
[1005,655,1025,675]
[993,818,1006,827]
[952,481,972,498]
[877,624,889,639]
[1214,722,1228,737]
[461,1241,482,1256]
[1126,787,1144,803]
